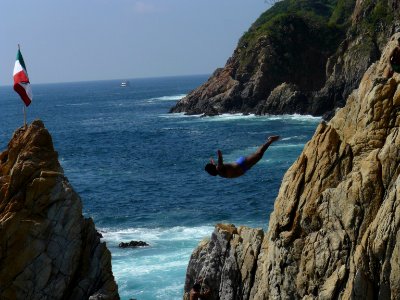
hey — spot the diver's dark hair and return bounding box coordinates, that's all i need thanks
[192,283,202,292]
[205,163,218,176]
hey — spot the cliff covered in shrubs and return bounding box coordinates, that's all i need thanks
[171,0,400,118]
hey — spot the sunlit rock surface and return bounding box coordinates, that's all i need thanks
[0,120,119,300]
[186,33,400,299]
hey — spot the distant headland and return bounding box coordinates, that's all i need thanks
[171,0,398,119]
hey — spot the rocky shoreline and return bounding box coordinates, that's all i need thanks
[171,0,399,119]
[183,33,400,299]
[1,2,399,299]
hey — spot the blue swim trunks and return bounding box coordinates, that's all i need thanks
[236,156,248,173]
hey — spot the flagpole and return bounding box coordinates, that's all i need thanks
[23,106,27,128]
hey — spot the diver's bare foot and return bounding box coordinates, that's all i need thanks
[267,135,280,143]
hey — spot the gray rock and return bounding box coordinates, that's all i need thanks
[183,224,263,300]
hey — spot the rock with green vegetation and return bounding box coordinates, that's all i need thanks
[171,0,400,118]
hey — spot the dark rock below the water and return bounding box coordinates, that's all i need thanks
[119,241,149,248]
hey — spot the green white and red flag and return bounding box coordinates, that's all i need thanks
[13,48,33,106]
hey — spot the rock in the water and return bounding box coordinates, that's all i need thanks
[119,241,149,248]
[0,120,119,300]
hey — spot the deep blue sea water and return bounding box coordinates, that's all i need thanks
[0,75,320,299]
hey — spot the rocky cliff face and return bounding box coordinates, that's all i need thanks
[183,224,264,300]
[312,0,400,117]
[184,33,400,299]
[171,0,400,118]
[0,120,119,300]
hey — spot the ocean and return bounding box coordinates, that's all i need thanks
[0,75,320,299]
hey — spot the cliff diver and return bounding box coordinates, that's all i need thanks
[205,135,280,178]
[384,37,400,78]
[190,278,211,300]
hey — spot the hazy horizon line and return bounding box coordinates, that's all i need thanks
[0,73,211,88]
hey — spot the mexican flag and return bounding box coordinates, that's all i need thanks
[13,48,33,106]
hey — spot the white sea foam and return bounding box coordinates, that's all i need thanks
[281,135,305,141]
[160,113,257,121]
[103,225,213,299]
[266,114,321,121]
[158,112,202,119]
[165,113,322,123]
[100,225,213,245]
[149,94,186,102]
[201,113,257,122]
[114,255,188,277]
[55,102,91,107]
[214,113,322,122]
[154,282,184,296]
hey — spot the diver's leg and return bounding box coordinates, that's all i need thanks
[245,136,279,169]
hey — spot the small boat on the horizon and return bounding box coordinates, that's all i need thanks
[120,80,130,87]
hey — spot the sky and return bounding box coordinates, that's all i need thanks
[1,0,269,85]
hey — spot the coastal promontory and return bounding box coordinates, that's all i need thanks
[171,0,399,118]
[183,33,400,299]
[0,120,119,299]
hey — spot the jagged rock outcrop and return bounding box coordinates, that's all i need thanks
[0,120,119,300]
[171,0,400,118]
[311,0,400,117]
[256,83,309,115]
[183,224,263,300]
[171,3,346,116]
[184,33,400,299]
[118,241,149,248]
